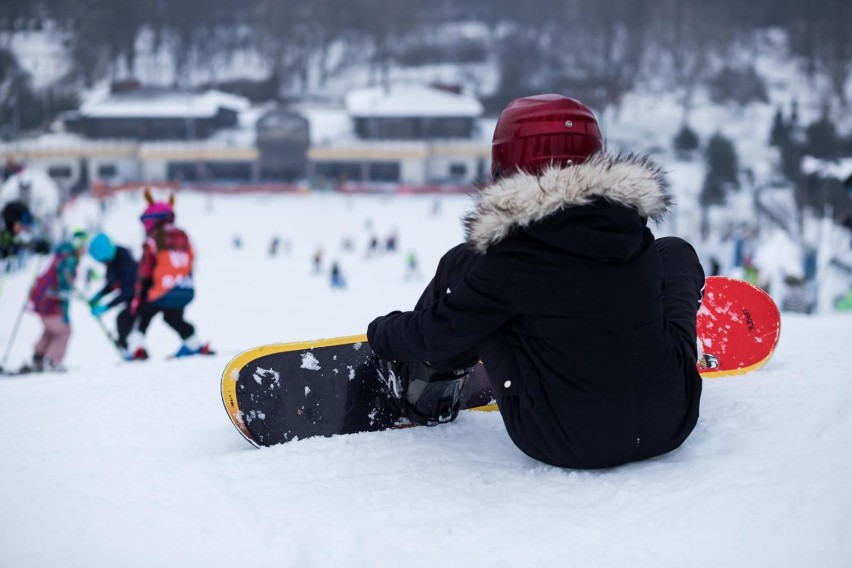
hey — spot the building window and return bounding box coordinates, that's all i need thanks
[97,164,117,178]
[314,162,363,183]
[167,161,253,182]
[368,162,400,182]
[47,165,72,179]
[448,163,467,178]
[424,117,472,138]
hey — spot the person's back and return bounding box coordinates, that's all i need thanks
[368,94,705,469]
[140,223,194,308]
[104,245,138,304]
[463,162,699,468]
[29,240,80,316]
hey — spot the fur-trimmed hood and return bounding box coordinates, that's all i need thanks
[464,153,671,254]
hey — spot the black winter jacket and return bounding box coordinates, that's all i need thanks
[93,246,138,308]
[368,154,702,469]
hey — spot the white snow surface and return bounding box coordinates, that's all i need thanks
[1,192,850,567]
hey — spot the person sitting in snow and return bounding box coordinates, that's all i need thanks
[87,232,139,356]
[126,189,210,360]
[25,230,88,372]
[367,94,706,469]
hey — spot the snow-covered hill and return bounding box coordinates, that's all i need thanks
[1,192,850,567]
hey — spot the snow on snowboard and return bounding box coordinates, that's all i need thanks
[221,336,494,447]
[222,276,781,447]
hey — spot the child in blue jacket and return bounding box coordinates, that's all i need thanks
[87,233,138,356]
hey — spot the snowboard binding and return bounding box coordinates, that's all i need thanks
[373,357,472,426]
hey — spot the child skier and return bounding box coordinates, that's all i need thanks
[87,232,139,356]
[367,94,705,469]
[126,189,209,360]
[25,230,88,372]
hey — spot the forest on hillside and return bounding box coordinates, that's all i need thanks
[1,0,849,117]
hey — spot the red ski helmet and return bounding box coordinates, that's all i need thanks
[491,94,603,179]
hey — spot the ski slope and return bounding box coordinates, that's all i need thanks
[1,191,850,567]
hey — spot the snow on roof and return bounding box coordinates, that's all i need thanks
[345,84,483,118]
[802,156,852,181]
[292,103,354,145]
[79,88,251,119]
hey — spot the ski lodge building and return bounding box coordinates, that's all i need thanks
[0,83,492,194]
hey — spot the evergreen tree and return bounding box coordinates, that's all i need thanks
[673,123,700,158]
[780,140,802,182]
[804,114,841,159]
[769,107,789,147]
[701,133,739,206]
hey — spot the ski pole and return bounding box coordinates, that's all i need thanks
[71,287,125,361]
[0,256,12,304]
[0,255,46,371]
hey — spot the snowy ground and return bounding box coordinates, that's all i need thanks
[1,192,851,567]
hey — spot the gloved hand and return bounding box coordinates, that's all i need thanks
[88,294,101,308]
[91,303,109,317]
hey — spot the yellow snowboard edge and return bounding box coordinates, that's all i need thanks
[220,334,369,448]
[699,349,777,379]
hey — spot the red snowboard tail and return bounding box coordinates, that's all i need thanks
[697,276,781,378]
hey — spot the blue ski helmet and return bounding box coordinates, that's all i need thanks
[89,232,116,262]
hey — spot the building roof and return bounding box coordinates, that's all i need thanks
[345,84,483,118]
[79,88,251,119]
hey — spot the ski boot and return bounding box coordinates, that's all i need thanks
[373,357,472,426]
[174,335,214,358]
[125,347,149,361]
[17,353,45,374]
[44,359,68,373]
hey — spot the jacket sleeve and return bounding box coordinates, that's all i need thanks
[57,253,78,294]
[57,253,78,322]
[367,254,515,363]
[135,239,156,302]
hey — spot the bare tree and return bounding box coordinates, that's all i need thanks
[651,0,722,125]
[51,0,149,85]
[544,0,650,115]
[347,0,428,88]
[788,0,852,108]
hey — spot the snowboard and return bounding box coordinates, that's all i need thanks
[221,335,494,448]
[696,276,781,378]
[222,277,781,448]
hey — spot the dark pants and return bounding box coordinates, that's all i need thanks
[135,302,195,340]
[115,305,135,349]
[415,236,705,383]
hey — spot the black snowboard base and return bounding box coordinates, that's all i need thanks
[221,334,494,447]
